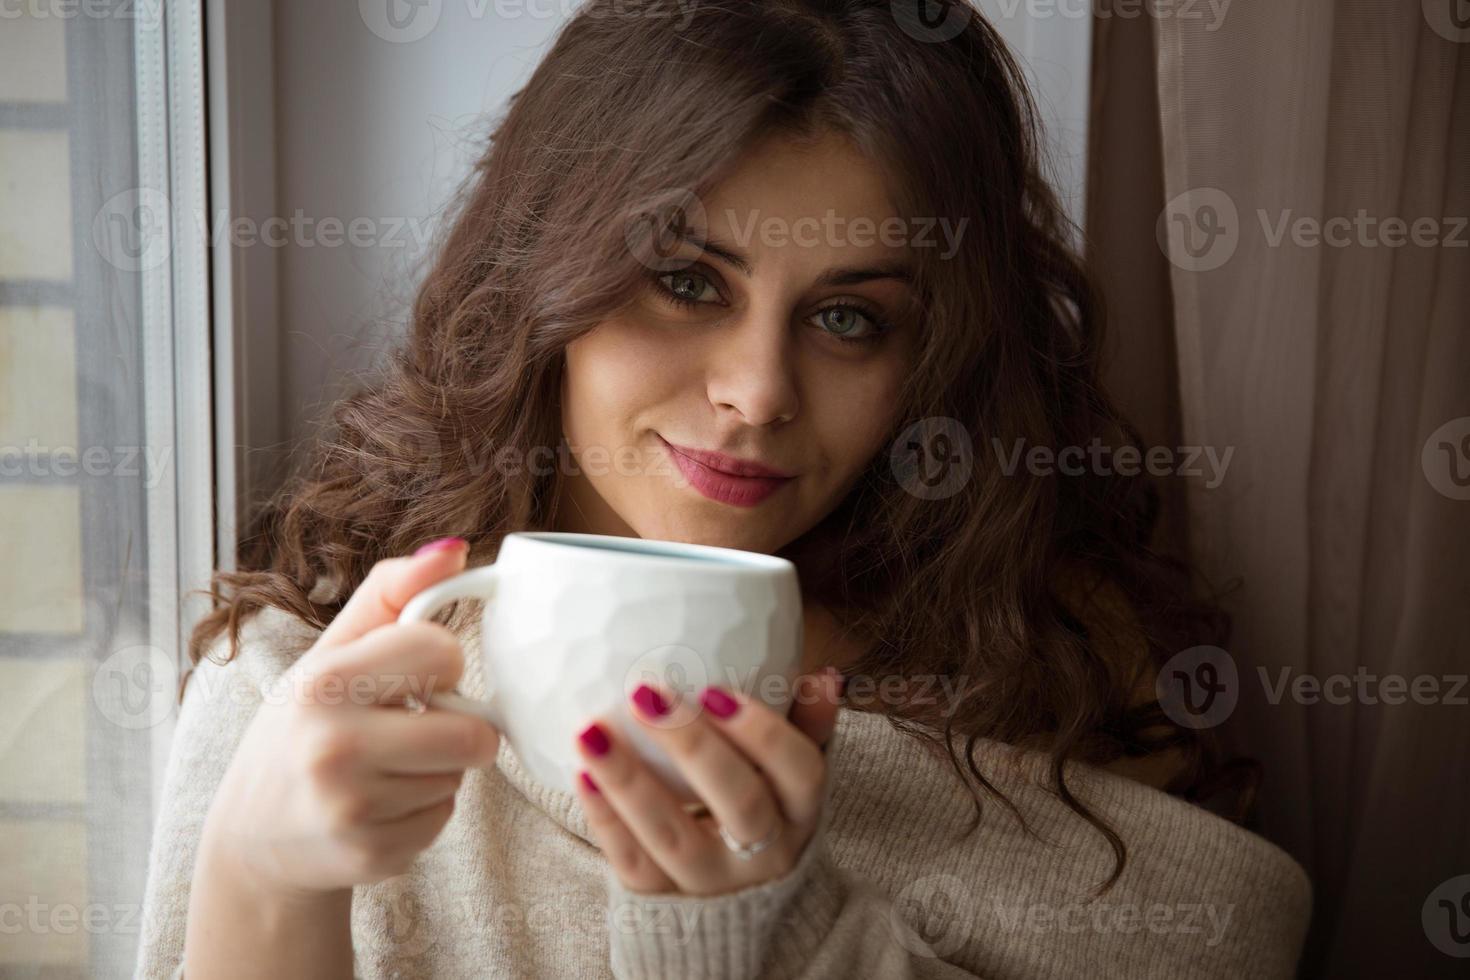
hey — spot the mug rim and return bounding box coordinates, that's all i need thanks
[509,531,792,573]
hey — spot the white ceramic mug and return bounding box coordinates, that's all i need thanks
[397,531,803,799]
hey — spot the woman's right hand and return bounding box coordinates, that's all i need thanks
[198,538,501,899]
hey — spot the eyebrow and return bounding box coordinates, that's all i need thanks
[674,228,915,288]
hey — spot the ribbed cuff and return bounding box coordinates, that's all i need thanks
[604,815,846,980]
[605,719,851,980]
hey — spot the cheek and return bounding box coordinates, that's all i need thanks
[806,357,909,477]
[562,323,664,444]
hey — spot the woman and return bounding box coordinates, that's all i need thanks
[137,1,1310,977]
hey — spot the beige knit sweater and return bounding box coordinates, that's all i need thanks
[135,602,1311,979]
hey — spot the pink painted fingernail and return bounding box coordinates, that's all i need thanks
[580,771,600,795]
[700,686,739,719]
[578,722,611,757]
[414,536,467,556]
[631,684,670,718]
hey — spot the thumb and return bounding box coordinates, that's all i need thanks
[314,537,470,649]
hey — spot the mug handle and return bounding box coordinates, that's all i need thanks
[397,565,508,731]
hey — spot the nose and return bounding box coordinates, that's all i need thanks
[704,308,800,427]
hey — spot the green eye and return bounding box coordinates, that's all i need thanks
[820,307,865,337]
[654,270,716,306]
[811,304,893,345]
[646,268,894,346]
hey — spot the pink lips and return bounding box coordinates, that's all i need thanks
[659,436,795,507]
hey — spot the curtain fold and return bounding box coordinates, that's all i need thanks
[1094,1,1468,975]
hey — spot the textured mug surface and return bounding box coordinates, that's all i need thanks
[405,532,803,800]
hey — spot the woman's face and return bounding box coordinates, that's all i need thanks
[556,131,919,554]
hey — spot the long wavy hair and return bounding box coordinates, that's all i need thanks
[190,0,1251,889]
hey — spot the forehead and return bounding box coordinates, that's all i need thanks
[698,130,910,270]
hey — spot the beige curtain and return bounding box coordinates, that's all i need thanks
[1090,1,1469,976]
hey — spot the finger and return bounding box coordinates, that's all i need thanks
[364,794,457,858]
[627,682,783,849]
[314,537,469,649]
[788,667,843,753]
[363,771,465,822]
[573,771,677,894]
[303,620,468,710]
[358,707,501,775]
[695,682,827,828]
[571,718,714,893]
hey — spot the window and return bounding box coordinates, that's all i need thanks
[0,3,213,975]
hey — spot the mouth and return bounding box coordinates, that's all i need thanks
[658,435,795,507]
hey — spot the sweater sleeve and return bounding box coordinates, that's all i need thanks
[133,611,321,980]
[602,723,989,980]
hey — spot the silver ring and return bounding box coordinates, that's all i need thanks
[718,821,782,860]
[403,692,427,715]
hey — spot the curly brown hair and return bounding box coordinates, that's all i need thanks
[191,0,1253,891]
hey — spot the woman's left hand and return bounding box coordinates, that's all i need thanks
[572,666,844,896]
